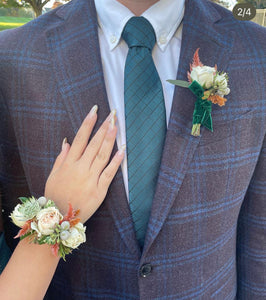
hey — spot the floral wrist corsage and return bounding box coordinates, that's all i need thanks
[10,196,86,260]
[168,48,230,136]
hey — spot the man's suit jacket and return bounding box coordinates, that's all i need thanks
[0,0,265,299]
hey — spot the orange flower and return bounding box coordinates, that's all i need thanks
[208,95,227,107]
[188,48,204,82]
[51,243,59,257]
[60,202,80,228]
[190,48,204,70]
[14,219,32,239]
[70,218,81,227]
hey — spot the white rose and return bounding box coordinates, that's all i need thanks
[10,204,27,228]
[62,223,86,249]
[36,207,63,235]
[190,66,216,89]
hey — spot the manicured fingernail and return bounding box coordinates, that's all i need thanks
[89,105,98,117]
[117,144,126,156]
[62,137,67,151]
[108,109,116,129]
[108,109,116,120]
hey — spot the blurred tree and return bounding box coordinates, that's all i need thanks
[0,0,48,17]
[210,0,230,8]
[0,0,28,17]
[237,0,266,9]
[0,0,70,18]
[24,0,50,17]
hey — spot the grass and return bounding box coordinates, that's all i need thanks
[0,16,33,31]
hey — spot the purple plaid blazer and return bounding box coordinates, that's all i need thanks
[0,0,265,299]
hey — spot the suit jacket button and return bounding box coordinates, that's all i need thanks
[140,263,152,277]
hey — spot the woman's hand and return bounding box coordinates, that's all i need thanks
[0,105,124,300]
[44,105,125,223]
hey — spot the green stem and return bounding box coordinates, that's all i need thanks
[191,124,201,136]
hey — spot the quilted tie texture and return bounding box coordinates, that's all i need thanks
[122,17,166,248]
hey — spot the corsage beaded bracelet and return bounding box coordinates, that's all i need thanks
[10,196,86,260]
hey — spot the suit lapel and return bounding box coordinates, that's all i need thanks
[143,0,235,255]
[45,0,108,134]
[45,0,140,257]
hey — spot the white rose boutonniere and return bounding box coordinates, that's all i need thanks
[167,48,230,136]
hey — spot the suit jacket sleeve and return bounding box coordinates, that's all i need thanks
[237,133,266,299]
[0,86,30,251]
[0,175,11,273]
[0,91,11,273]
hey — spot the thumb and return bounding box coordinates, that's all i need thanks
[50,138,70,174]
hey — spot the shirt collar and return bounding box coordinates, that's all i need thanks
[95,0,185,51]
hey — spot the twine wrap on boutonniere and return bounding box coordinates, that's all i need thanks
[167,48,230,136]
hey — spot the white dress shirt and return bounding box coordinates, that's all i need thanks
[95,0,185,200]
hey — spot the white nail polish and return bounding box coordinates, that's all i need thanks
[118,144,126,156]
[108,109,116,129]
[62,137,67,151]
[108,109,116,121]
[89,105,98,117]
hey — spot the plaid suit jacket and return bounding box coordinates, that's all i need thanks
[0,0,265,299]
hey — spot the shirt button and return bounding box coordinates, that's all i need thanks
[159,35,167,44]
[110,35,117,44]
[140,263,152,278]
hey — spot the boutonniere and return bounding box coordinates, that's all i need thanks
[167,48,230,136]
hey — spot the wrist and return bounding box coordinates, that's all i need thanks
[18,237,60,261]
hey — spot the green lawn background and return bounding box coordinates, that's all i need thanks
[0,16,32,31]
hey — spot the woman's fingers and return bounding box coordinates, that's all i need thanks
[50,138,71,174]
[98,145,126,193]
[89,119,117,177]
[66,105,98,162]
[45,106,126,224]
[82,110,116,168]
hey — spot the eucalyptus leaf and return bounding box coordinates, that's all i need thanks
[167,80,190,88]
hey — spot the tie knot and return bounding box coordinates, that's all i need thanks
[122,17,156,50]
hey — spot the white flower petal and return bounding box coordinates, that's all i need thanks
[37,207,62,235]
[62,223,86,249]
[31,221,42,238]
[190,66,216,89]
[10,204,27,228]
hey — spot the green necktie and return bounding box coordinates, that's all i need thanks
[122,17,166,248]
